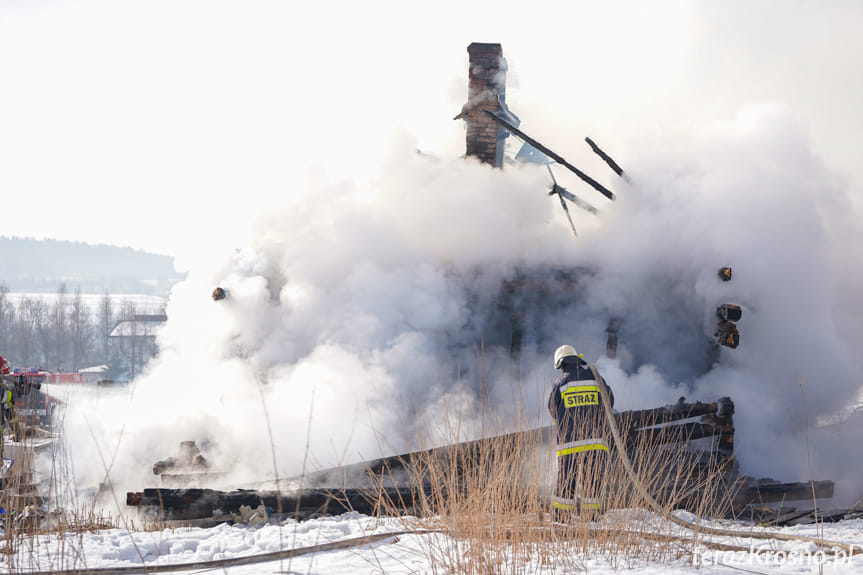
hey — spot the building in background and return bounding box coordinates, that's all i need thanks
[109,314,167,379]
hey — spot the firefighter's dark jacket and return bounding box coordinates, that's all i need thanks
[548,360,614,444]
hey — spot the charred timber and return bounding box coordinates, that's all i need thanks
[304,426,552,487]
[551,183,599,214]
[732,480,835,506]
[302,400,732,487]
[126,486,434,521]
[615,399,725,431]
[627,421,720,446]
[484,110,616,201]
[585,137,627,180]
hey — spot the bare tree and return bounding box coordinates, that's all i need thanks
[17,297,46,368]
[96,291,113,365]
[46,283,70,370]
[118,299,139,378]
[0,288,165,376]
[69,286,92,370]
[0,285,13,358]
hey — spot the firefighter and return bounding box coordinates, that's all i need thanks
[0,357,17,438]
[1,381,15,433]
[548,344,614,521]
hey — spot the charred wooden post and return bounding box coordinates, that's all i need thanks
[585,137,627,180]
[510,311,525,359]
[605,318,621,359]
[715,397,735,455]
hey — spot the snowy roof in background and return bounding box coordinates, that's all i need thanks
[79,365,109,373]
[109,315,167,338]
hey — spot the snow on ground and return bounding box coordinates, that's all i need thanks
[2,511,862,574]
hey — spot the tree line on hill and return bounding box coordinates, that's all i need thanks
[0,236,182,294]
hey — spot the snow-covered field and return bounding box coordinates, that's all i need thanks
[3,511,862,574]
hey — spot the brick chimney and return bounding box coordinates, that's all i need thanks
[462,42,507,167]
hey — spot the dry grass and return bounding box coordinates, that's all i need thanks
[0,407,122,573]
[372,376,737,574]
[0,368,740,574]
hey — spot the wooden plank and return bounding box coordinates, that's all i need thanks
[784,508,850,526]
[628,422,718,446]
[738,506,808,525]
[127,487,430,521]
[733,480,835,506]
[301,399,733,488]
[616,401,719,431]
[303,425,553,488]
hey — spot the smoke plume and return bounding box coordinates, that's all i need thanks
[57,103,863,510]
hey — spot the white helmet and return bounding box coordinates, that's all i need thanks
[554,344,583,369]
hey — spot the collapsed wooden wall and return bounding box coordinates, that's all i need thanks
[128,396,836,524]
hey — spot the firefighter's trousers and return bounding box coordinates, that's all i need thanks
[551,438,608,517]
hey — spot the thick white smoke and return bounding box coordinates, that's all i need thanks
[59,103,863,511]
[59,140,575,498]
[579,104,863,497]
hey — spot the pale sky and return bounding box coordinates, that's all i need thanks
[1,0,861,264]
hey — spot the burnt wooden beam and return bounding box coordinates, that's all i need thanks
[585,137,627,180]
[615,399,721,431]
[302,425,554,487]
[126,486,432,521]
[484,110,615,201]
[627,421,718,447]
[552,183,599,215]
[782,508,851,526]
[743,507,815,526]
[732,480,835,506]
[302,399,731,488]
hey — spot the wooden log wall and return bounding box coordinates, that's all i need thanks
[135,397,837,523]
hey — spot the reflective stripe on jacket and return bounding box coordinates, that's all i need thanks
[2,388,16,425]
[556,438,609,457]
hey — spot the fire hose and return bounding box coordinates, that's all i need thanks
[6,530,429,575]
[588,363,859,553]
